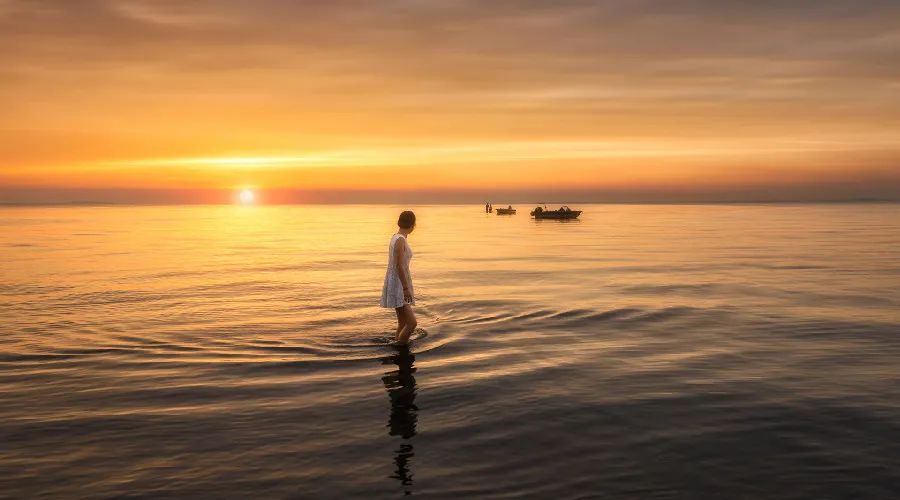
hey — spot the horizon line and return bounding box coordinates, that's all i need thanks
[1,199,896,208]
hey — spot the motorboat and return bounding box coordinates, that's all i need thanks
[530,205,581,219]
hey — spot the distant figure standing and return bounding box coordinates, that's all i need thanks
[380,211,417,344]
[485,202,490,213]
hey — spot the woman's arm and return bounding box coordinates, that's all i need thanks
[393,238,413,302]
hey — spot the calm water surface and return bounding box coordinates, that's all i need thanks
[1,204,899,498]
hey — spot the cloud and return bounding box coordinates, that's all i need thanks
[4,1,899,83]
[1,0,898,201]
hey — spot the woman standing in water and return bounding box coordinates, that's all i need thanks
[381,211,417,344]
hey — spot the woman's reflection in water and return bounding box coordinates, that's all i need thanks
[381,345,418,495]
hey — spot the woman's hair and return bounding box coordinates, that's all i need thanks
[397,210,416,229]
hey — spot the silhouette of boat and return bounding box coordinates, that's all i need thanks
[530,205,581,219]
[496,206,516,215]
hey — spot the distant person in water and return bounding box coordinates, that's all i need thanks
[380,210,417,345]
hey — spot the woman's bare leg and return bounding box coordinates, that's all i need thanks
[394,307,407,338]
[395,305,418,345]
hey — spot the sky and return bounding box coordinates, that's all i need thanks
[1,0,899,203]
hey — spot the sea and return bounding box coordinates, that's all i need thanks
[1,203,898,498]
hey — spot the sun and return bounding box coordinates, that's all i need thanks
[238,189,255,204]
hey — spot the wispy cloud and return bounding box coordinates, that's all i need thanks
[101,135,900,171]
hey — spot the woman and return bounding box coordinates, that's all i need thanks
[380,210,417,344]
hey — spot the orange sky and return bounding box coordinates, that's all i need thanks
[1,0,899,202]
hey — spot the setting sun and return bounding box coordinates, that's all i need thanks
[239,189,255,204]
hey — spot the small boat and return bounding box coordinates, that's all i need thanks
[530,205,581,219]
[496,206,516,215]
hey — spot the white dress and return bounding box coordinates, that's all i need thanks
[380,233,414,308]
